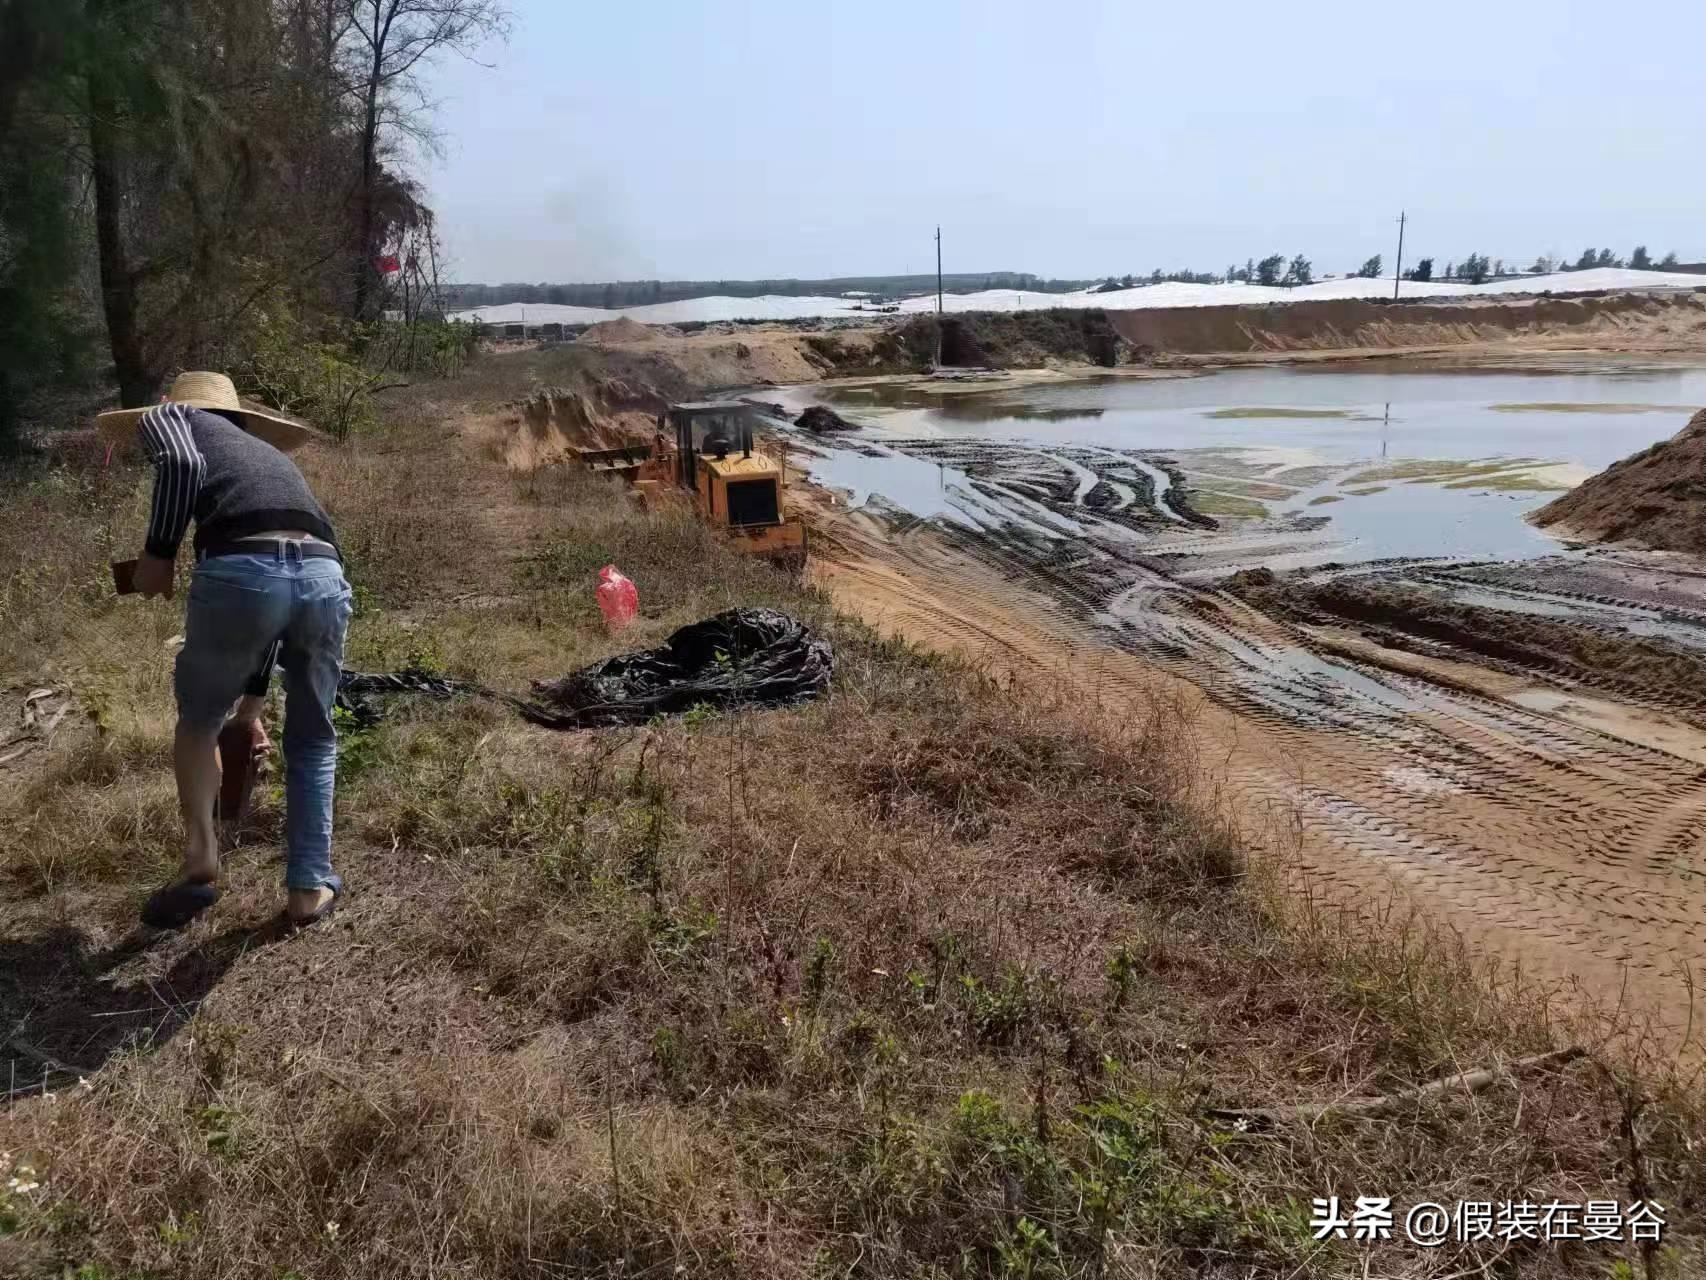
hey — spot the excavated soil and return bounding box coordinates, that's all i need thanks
[568,320,869,387]
[1535,408,1706,552]
[1224,566,1706,719]
[576,315,678,345]
[795,404,858,433]
[488,375,667,469]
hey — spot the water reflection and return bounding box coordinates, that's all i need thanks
[808,364,1706,469]
[827,382,1107,422]
[782,362,1706,566]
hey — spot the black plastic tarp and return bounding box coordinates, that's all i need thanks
[336,608,833,730]
[335,669,495,727]
[523,608,833,728]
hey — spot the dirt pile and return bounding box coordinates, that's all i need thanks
[1108,289,1706,356]
[795,404,857,433]
[644,327,853,387]
[576,315,672,345]
[1533,409,1706,551]
[544,317,861,387]
[499,373,668,468]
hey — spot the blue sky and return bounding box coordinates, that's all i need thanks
[426,0,1706,284]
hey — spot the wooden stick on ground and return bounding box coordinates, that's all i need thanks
[1206,1047,1586,1126]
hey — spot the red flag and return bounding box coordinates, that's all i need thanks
[373,254,400,274]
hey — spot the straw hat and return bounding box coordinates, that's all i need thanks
[97,372,319,453]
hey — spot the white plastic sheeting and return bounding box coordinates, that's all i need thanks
[451,267,1704,330]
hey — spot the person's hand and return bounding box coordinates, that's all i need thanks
[134,552,176,599]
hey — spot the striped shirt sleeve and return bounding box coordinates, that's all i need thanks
[137,403,205,559]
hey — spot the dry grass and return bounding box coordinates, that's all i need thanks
[1,359,1703,1279]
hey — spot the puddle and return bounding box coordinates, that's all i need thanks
[798,364,1706,467]
[1276,475,1562,562]
[774,363,1706,568]
[805,443,982,528]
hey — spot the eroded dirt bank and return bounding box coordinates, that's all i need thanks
[548,288,1706,392]
[1109,288,1706,357]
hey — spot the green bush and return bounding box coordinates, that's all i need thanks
[238,305,377,442]
[233,303,477,442]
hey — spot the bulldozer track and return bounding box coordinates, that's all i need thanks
[806,486,1706,1024]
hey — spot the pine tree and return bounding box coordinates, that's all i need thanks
[0,0,97,435]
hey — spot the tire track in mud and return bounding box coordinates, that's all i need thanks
[804,492,1706,1021]
[987,526,1706,901]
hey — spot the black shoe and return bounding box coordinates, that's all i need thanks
[140,880,220,930]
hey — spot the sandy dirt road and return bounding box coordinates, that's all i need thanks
[805,500,1706,1029]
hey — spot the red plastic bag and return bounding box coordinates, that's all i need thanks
[596,564,639,631]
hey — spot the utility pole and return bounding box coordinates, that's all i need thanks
[933,226,945,369]
[1392,210,1407,301]
[935,226,944,314]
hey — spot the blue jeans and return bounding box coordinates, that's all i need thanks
[175,548,353,890]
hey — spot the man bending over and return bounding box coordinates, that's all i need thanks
[100,372,352,930]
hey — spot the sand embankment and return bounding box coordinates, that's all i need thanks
[573,315,858,386]
[1533,408,1706,552]
[1108,289,1706,356]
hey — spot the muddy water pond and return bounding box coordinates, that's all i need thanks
[772,361,1706,567]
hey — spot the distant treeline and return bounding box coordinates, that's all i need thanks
[441,272,1095,309]
[447,244,1700,315]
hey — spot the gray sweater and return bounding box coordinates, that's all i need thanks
[139,404,336,558]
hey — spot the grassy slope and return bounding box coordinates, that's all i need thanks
[1,349,1702,1278]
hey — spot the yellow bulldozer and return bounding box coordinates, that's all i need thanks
[606,401,807,571]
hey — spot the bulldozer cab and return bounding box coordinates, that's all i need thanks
[668,403,751,479]
[653,401,808,571]
[664,403,780,529]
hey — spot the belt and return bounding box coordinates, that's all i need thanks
[198,538,341,563]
